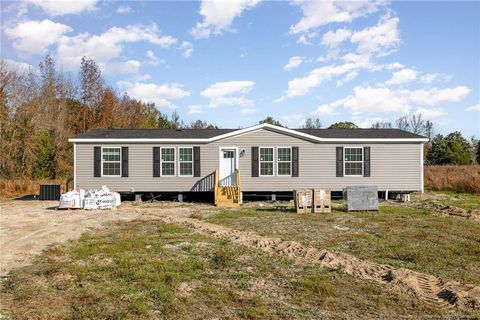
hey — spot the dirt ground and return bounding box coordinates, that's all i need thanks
[0,200,193,276]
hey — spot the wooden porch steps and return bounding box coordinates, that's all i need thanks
[214,169,241,207]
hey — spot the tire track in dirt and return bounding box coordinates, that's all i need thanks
[160,215,480,312]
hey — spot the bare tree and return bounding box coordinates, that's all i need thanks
[395,116,410,132]
[302,117,322,129]
[79,56,104,131]
[409,114,425,134]
[371,120,392,129]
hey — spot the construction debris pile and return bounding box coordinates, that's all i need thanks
[59,186,121,210]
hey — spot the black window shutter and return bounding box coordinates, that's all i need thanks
[292,146,299,177]
[251,147,259,177]
[336,147,343,177]
[94,146,101,177]
[363,146,371,177]
[193,146,201,177]
[121,147,129,177]
[153,147,160,177]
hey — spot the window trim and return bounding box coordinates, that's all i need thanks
[178,146,194,177]
[259,146,275,177]
[276,146,292,177]
[343,146,364,177]
[160,147,176,177]
[101,147,122,177]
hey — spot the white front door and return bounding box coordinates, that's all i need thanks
[219,148,237,186]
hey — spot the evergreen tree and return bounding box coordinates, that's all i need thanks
[259,116,283,127]
[328,121,358,129]
[427,132,472,165]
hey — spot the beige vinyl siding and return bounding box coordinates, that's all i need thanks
[75,128,422,192]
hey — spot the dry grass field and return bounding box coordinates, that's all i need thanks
[425,165,480,194]
[0,179,68,199]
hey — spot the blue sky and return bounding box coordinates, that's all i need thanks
[1,0,479,136]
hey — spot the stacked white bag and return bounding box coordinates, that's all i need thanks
[59,185,121,210]
[84,185,121,210]
[59,189,85,209]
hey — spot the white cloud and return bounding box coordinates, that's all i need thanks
[321,28,352,48]
[179,41,194,58]
[116,81,190,109]
[188,105,203,114]
[323,85,470,117]
[354,116,390,128]
[4,59,34,71]
[385,62,404,70]
[414,107,447,118]
[104,60,141,75]
[343,86,411,115]
[116,5,131,14]
[386,68,418,85]
[290,0,384,34]
[419,73,453,84]
[283,56,303,71]
[350,15,400,56]
[311,100,343,115]
[408,86,470,106]
[466,104,480,112]
[5,19,72,55]
[337,71,358,86]
[277,56,373,101]
[316,49,340,62]
[281,113,306,126]
[56,24,177,72]
[190,0,261,39]
[241,107,256,114]
[201,80,255,107]
[146,50,166,66]
[276,64,355,100]
[296,35,312,45]
[24,0,98,16]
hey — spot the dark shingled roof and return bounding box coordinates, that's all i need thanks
[71,128,237,139]
[71,127,426,140]
[295,128,426,139]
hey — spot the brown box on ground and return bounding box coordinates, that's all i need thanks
[294,189,313,213]
[312,189,331,213]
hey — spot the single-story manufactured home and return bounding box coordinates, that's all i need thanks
[69,123,428,204]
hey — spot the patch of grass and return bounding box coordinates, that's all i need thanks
[206,202,480,286]
[0,219,460,319]
[189,211,204,220]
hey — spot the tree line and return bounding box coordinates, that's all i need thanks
[260,115,479,166]
[0,55,216,180]
[1,55,478,181]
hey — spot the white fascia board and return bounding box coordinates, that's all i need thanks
[319,138,429,142]
[68,138,211,143]
[68,123,429,143]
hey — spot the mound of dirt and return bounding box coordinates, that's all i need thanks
[160,216,480,312]
[409,201,480,221]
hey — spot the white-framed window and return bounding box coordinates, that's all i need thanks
[178,147,193,177]
[344,147,363,176]
[259,147,274,176]
[161,147,175,176]
[102,147,121,177]
[277,147,291,176]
